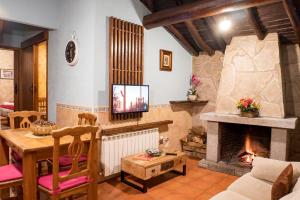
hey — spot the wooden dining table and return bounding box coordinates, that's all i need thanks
[0,128,99,200]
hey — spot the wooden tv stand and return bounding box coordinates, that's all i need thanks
[121,152,186,193]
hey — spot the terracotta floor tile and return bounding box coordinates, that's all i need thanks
[195,192,216,200]
[199,173,225,185]
[147,188,172,199]
[206,185,228,196]
[171,184,205,199]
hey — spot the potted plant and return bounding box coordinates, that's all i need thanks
[187,74,201,101]
[237,98,260,118]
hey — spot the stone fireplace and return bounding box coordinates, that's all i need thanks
[199,113,297,175]
[198,33,298,176]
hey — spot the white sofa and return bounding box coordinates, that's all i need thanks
[211,157,300,200]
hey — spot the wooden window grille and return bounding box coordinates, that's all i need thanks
[109,17,144,120]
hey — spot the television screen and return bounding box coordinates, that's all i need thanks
[112,84,149,114]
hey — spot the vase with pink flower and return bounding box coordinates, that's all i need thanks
[187,74,201,101]
[237,98,260,118]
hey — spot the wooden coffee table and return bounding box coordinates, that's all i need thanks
[121,151,186,193]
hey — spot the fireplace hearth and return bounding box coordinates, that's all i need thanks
[220,124,271,167]
[199,112,298,176]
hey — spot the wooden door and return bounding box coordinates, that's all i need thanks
[33,41,48,115]
[19,46,34,111]
[14,49,20,111]
[17,32,48,114]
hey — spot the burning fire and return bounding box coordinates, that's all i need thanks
[240,134,256,164]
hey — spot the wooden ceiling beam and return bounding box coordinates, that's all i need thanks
[143,0,282,29]
[140,0,198,56]
[185,21,214,56]
[205,17,227,52]
[246,8,266,40]
[165,25,199,56]
[282,0,300,46]
[140,0,156,12]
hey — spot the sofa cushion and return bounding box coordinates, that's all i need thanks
[292,178,300,192]
[210,191,251,200]
[251,157,300,184]
[271,164,293,200]
[291,162,300,184]
[279,189,300,200]
[228,173,272,200]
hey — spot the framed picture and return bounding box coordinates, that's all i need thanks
[0,69,14,80]
[160,49,172,71]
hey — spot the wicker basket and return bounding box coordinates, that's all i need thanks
[31,124,57,136]
[240,111,259,118]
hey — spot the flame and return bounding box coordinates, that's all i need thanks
[242,134,256,164]
[245,134,254,154]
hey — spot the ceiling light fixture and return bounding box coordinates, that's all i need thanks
[219,0,232,32]
[218,17,232,32]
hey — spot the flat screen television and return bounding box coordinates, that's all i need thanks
[112,84,149,114]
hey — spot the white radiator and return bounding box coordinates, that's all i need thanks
[101,128,159,176]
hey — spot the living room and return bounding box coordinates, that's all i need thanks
[0,0,300,200]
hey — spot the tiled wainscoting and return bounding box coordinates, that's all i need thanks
[56,103,192,151]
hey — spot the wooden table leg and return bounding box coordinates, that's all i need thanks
[0,137,9,198]
[87,141,98,199]
[0,138,9,166]
[23,152,37,200]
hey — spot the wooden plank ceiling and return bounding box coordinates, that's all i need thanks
[140,0,300,56]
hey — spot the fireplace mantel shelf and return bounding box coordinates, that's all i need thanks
[200,112,298,129]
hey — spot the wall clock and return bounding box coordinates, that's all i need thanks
[65,34,79,66]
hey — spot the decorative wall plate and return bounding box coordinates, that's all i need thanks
[65,35,79,66]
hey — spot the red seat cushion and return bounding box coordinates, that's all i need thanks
[0,164,23,182]
[38,171,88,194]
[59,155,87,167]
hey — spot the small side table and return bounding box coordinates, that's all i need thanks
[121,152,186,193]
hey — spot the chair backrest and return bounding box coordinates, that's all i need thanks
[78,113,97,126]
[8,111,45,129]
[51,125,99,193]
[37,97,47,113]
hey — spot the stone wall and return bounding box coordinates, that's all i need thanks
[56,103,192,152]
[216,33,285,118]
[192,51,224,129]
[281,44,300,160]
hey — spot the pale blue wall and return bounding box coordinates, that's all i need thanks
[48,0,97,120]
[0,0,59,29]
[93,0,192,107]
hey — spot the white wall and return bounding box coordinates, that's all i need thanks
[93,0,192,107]
[48,0,97,120]
[0,0,59,29]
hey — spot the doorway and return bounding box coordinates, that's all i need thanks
[0,48,16,129]
[0,19,49,122]
[18,33,48,118]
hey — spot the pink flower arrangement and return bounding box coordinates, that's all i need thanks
[187,74,201,96]
[191,74,201,88]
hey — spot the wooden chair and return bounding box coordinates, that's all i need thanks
[38,126,99,200]
[48,113,98,172]
[8,111,46,174]
[8,111,45,129]
[0,164,23,199]
[78,113,97,126]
